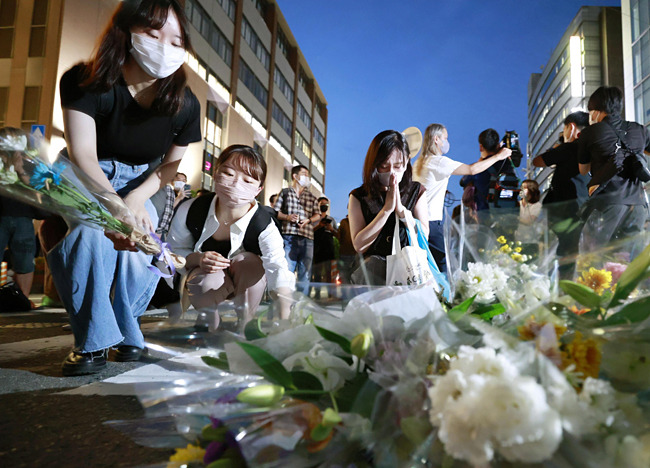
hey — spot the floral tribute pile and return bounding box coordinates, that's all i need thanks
[120,222,650,468]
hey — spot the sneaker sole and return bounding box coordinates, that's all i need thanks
[61,361,107,377]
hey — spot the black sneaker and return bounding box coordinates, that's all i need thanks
[61,349,107,376]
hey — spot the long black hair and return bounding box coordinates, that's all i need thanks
[81,0,193,115]
[362,130,413,203]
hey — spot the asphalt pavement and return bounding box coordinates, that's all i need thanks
[0,295,235,468]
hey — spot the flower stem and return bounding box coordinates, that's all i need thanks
[329,392,339,413]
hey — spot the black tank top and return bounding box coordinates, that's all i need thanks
[201,237,231,257]
[349,182,423,257]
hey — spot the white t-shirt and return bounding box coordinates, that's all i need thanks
[413,155,463,221]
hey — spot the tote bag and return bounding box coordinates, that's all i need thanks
[386,212,434,287]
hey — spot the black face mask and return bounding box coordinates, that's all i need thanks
[320,204,329,213]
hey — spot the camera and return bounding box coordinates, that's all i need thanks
[501,130,523,167]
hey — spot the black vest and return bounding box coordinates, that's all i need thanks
[185,193,279,256]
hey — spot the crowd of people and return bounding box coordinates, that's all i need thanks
[1,0,648,379]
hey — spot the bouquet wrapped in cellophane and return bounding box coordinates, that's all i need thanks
[0,127,184,272]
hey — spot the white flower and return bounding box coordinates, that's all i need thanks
[428,346,562,465]
[0,134,27,151]
[0,161,18,185]
[282,343,356,391]
[456,262,508,303]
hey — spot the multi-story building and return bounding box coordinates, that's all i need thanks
[526,6,622,192]
[0,0,328,202]
[621,0,650,126]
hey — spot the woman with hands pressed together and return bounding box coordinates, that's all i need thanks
[348,130,429,285]
[48,0,201,376]
[167,145,294,332]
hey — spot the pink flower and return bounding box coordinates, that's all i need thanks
[604,262,626,284]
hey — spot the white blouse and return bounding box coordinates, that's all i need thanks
[167,195,295,291]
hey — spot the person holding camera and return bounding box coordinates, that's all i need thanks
[413,124,511,273]
[311,196,338,299]
[578,86,650,253]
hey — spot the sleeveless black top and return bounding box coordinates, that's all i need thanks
[350,182,424,257]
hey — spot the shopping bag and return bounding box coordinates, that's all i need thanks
[408,217,451,299]
[386,212,433,287]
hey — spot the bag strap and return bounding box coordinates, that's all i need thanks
[392,213,401,255]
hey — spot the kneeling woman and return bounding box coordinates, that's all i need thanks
[167,145,294,329]
[348,130,429,285]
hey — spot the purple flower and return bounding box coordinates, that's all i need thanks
[204,441,228,464]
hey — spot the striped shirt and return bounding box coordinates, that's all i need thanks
[273,187,319,240]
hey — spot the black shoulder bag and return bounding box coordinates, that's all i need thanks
[608,121,650,183]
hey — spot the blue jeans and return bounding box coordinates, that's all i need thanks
[0,216,36,273]
[47,160,159,353]
[283,234,313,295]
[428,220,447,274]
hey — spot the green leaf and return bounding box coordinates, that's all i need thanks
[447,295,476,321]
[608,244,650,308]
[474,303,505,321]
[310,424,333,442]
[335,373,381,418]
[244,313,267,340]
[559,280,602,309]
[315,326,352,354]
[237,342,294,388]
[202,354,229,371]
[289,371,324,391]
[603,296,650,326]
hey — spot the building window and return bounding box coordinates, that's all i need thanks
[22,86,41,131]
[297,101,311,129]
[295,130,310,158]
[253,0,267,17]
[530,46,569,118]
[273,68,294,104]
[312,153,324,174]
[313,126,325,148]
[299,68,310,93]
[185,0,233,66]
[218,0,236,22]
[272,101,292,136]
[241,17,270,71]
[239,60,268,107]
[0,87,8,126]
[0,0,17,58]
[203,102,224,189]
[276,27,290,60]
[28,0,48,57]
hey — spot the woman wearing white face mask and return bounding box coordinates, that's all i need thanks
[46,0,201,376]
[168,146,295,330]
[348,130,429,285]
[413,124,511,274]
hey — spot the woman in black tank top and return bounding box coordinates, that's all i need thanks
[347,130,429,285]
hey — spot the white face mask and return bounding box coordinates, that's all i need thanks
[377,170,404,187]
[215,173,260,208]
[589,110,600,126]
[438,139,450,155]
[173,180,185,191]
[298,175,310,187]
[130,33,185,79]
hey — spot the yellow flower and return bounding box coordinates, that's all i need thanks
[561,332,601,380]
[514,246,522,252]
[497,236,507,244]
[169,444,205,463]
[577,267,612,295]
[500,244,511,253]
[511,253,524,262]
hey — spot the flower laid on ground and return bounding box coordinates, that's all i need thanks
[455,262,508,304]
[577,267,612,295]
[428,346,563,465]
